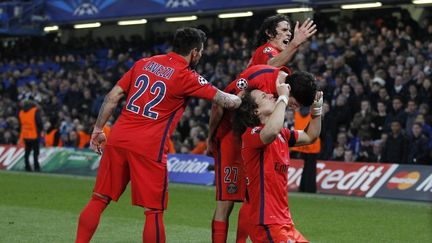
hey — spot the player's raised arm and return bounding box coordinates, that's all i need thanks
[213,90,241,109]
[260,83,290,144]
[268,18,317,67]
[295,91,323,146]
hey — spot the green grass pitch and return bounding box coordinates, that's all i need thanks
[0,170,431,243]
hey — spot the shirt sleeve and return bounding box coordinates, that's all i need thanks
[116,64,135,93]
[182,70,218,100]
[242,126,266,149]
[281,128,299,147]
[259,46,279,64]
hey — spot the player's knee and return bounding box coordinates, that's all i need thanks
[92,193,111,205]
[215,201,234,218]
[144,209,164,216]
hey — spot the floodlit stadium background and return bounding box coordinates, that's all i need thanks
[0,0,431,242]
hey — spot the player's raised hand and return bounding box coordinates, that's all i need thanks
[311,91,324,117]
[90,127,106,155]
[292,18,317,47]
[276,82,290,99]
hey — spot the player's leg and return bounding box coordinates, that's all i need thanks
[212,135,244,243]
[251,224,310,243]
[212,200,234,243]
[75,193,111,243]
[127,150,168,243]
[143,208,165,243]
[76,145,130,243]
[236,201,251,243]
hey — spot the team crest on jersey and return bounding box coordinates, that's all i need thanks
[227,183,238,194]
[236,78,248,90]
[263,47,273,53]
[197,75,209,85]
[251,127,261,134]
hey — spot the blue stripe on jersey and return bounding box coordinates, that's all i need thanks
[268,53,274,59]
[161,169,167,209]
[217,139,223,200]
[247,69,274,81]
[264,225,275,243]
[157,110,178,162]
[259,150,265,225]
[155,213,160,243]
[288,130,296,147]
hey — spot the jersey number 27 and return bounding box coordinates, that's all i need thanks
[126,74,166,119]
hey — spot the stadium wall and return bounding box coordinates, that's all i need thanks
[1,144,430,202]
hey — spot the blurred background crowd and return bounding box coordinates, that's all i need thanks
[1,10,431,164]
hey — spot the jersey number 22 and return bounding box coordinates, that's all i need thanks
[126,74,166,119]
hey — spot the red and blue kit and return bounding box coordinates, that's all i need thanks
[95,52,217,209]
[213,65,290,201]
[248,42,281,68]
[241,126,309,242]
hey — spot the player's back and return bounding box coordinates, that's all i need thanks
[247,43,280,68]
[108,52,216,161]
[216,65,281,139]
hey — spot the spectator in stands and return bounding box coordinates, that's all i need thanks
[0,10,431,167]
[407,123,430,165]
[351,99,376,139]
[191,132,207,154]
[343,149,355,162]
[381,119,409,164]
[387,96,407,127]
[405,100,419,136]
[329,94,352,130]
[371,101,390,139]
[356,135,375,162]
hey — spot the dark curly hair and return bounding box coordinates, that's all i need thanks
[286,71,317,107]
[232,90,261,137]
[173,27,207,56]
[232,71,317,137]
[255,14,291,47]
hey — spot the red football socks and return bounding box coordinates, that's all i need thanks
[75,195,109,243]
[143,210,165,243]
[212,220,228,243]
[236,202,251,243]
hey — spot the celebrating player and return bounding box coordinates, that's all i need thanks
[233,72,322,243]
[248,14,317,68]
[209,65,291,242]
[75,27,241,243]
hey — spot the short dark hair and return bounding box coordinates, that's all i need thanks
[285,71,317,107]
[232,90,261,137]
[173,27,207,56]
[255,14,291,47]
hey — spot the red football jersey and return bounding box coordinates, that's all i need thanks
[248,42,281,68]
[107,52,217,162]
[241,126,298,226]
[216,65,290,139]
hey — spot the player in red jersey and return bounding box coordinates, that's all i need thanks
[233,72,322,243]
[248,14,317,68]
[208,65,291,242]
[75,27,241,243]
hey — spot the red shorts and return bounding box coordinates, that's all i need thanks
[213,133,246,201]
[250,224,309,243]
[93,145,168,210]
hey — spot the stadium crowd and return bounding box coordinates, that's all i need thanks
[1,11,431,164]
